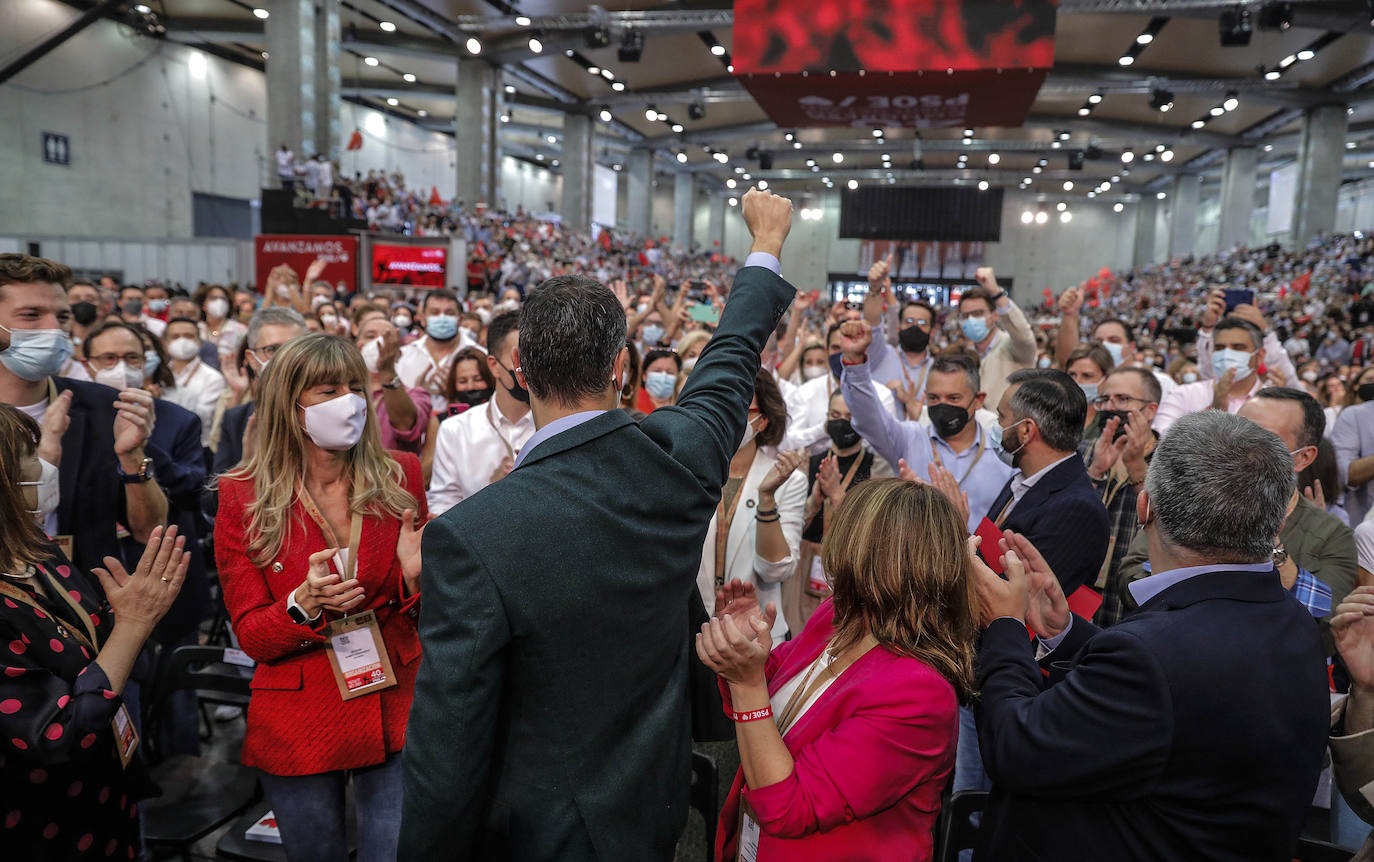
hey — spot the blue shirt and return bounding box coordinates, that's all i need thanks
[512,254,782,469]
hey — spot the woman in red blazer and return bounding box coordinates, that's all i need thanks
[216,333,426,862]
[699,479,978,862]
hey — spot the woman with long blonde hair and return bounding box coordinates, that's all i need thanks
[215,333,426,862]
[699,478,976,861]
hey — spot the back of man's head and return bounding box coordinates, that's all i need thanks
[1145,411,1295,563]
[247,306,307,348]
[520,275,626,407]
[1006,368,1086,453]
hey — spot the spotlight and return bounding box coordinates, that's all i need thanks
[784,132,795,142]
[599,107,612,122]
[1114,202,1125,212]
[713,151,728,164]
[832,152,844,164]
[516,15,532,26]
[1157,191,1168,200]
[1118,55,1135,66]
[676,152,688,163]
[728,197,738,207]
[688,103,706,121]
[379,21,396,32]
[133,3,150,11]
[465,36,482,55]
[601,69,613,80]
[711,44,726,57]
[587,66,600,76]
[1150,88,1175,112]
[1078,107,1091,116]
[1219,6,1252,46]
[989,153,1001,165]
[1223,92,1239,111]
[1035,211,1049,224]
[611,81,625,92]
[1021,210,1034,224]
[847,179,858,190]
[1297,49,1315,61]
[645,106,658,121]
[978,180,989,191]
[964,129,974,137]
[1161,149,1175,162]
[1122,149,1135,164]
[619,28,644,62]
[726,178,736,189]
[1060,211,1073,223]
[1033,166,1042,174]
[547,135,557,144]
[1088,93,1103,104]
[364,56,380,67]
[1057,202,1068,212]
[792,142,802,149]
[671,123,683,134]
[1192,119,1206,129]
[1211,106,1225,117]
[418,109,427,117]
[586,26,611,49]
[1137,33,1154,45]
[387,97,399,106]
[656,112,668,122]
[528,36,543,53]
[404,73,417,83]
[1265,70,1282,80]
[252,7,269,19]
[872,128,884,138]
[758,180,768,190]
[1063,181,1074,191]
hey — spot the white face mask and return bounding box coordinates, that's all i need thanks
[300,392,368,451]
[360,337,383,375]
[738,417,758,452]
[474,307,492,326]
[168,337,200,361]
[205,298,230,319]
[276,284,292,299]
[93,361,143,391]
[802,365,828,380]
[19,457,60,521]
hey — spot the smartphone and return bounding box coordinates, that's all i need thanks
[1223,288,1255,314]
[688,304,721,324]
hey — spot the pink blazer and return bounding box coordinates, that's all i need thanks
[716,599,959,862]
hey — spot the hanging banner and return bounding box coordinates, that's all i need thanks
[254,235,359,295]
[731,0,1057,129]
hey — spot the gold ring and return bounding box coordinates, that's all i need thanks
[160,577,170,583]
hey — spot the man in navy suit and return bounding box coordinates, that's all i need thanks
[972,410,1329,861]
[984,367,1109,595]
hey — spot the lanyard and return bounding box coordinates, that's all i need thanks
[297,483,363,584]
[0,568,100,651]
[715,471,751,587]
[774,638,878,736]
[898,353,930,396]
[930,425,988,487]
[485,399,517,460]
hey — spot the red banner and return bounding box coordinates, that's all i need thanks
[371,243,447,289]
[254,234,358,294]
[732,0,1056,128]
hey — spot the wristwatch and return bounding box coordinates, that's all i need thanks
[117,456,154,484]
[989,290,1008,304]
[381,375,402,390]
[286,590,320,625]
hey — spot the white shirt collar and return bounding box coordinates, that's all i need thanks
[1010,453,1075,502]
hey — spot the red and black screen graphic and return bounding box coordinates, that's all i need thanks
[371,244,446,288]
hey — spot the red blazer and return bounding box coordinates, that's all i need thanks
[215,451,427,776]
[716,599,958,862]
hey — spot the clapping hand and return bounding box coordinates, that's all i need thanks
[92,525,190,635]
[1088,418,1128,479]
[298,548,366,616]
[968,535,1027,627]
[38,389,72,466]
[888,379,923,417]
[396,508,426,588]
[113,388,155,458]
[928,462,970,528]
[1001,530,1070,639]
[758,449,806,495]
[1304,478,1326,510]
[697,613,771,688]
[1333,586,1374,691]
[714,578,778,638]
[1211,367,1238,409]
[817,454,844,501]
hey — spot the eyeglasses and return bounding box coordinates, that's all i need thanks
[88,352,144,368]
[901,317,932,330]
[1091,394,1153,409]
[249,343,286,361]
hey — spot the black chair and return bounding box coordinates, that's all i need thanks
[933,790,989,862]
[217,784,359,860]
[1295,837,1355,862]
[141,646,260,862]
[691,750,719,862]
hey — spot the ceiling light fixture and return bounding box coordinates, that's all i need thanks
[252,8,269,19]
[599,107,612,122]
[465,37,482,55]
[847,179,858,190]
[404,73,416,83]
[979,180,989,191]
[528,37,543,53]
[364,56,379,67]
[988,153,1000,165]
[379,21,396,32]
[516,15,531,26]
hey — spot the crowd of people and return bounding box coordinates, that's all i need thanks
[2,182,1374,861]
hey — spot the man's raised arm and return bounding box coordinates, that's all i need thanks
[642,189,797,491]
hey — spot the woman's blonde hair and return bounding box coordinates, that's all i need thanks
[225,333,415,567]
[822,479,979,702]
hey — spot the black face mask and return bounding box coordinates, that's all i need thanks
[70,301,98,326]
[495,360,530,403]
[897,324,931,354]
[1097,408,1131,441]
[452,387,493,407]
[120,300,143,316]
[1359,382,1374,403]
[928,403,972,439]
[826,418,862,449]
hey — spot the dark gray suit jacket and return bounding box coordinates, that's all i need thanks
[401,265,794,861]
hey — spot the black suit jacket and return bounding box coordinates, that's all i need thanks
[401,265,794,861]
[212,401,255,476]
[974,569,1329,861]
[985,455,1110,594]
[51,377,126,576]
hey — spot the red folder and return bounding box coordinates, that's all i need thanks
[975,518,1104,621]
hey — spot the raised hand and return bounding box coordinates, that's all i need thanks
[1120,410,1154,482]
[888,379,923,418]
[837,319,873,363]
[740,187,793,257]
[38,388,72,466]
[1058,286,1083,317]
[610,278,632,311]
[928,462,970,528]
[867,253,893,297]
[975,266,998,293]
[91,525,190,635]
[222,358,250,401]
[113,388,155,458]
[1200,288,1227,329]
[1088,419,1128,479]
[303,257,328,288]
[696,613,772,688]
[1211,366,1238,409]
[396,508,425,583]
[1333,586,1374,691]
[377,328,402,377]
[1303,478,1326,511]
[298,547,365,616]
[759,448,806,495]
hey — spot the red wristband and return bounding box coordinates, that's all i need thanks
[729,706,774,723]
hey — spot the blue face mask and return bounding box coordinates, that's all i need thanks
[991,417,1028,466]
[961,316,990,343]
[1100,341,1125,366]
[143,349,161,379]
[0,325,74,382]
[1212,348,1253,381]
[1182,371,1199,383]
[426,314,459,341]
[644,370,677,400]
[828,351,845,381]
[1079,380,1099,402]
[641,325,665,347]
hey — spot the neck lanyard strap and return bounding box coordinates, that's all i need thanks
[297,483,363,583]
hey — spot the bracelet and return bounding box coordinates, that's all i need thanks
[755,515,780,523]
[729,707,773,723]
[755,506,779,517]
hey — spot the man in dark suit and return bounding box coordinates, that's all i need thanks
[401,188,797,861]
[0,254,167,575]
[210,306,306,476]
[972,410,1329,861]
[985,367,1109,594]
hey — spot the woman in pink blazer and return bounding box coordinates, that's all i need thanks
[698,478,978,862]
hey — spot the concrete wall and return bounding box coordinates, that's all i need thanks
[0,235,250,286]
[499,157,561,214]
[337,102,457,198]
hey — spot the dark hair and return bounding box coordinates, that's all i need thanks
[1214,316,1264,352]
[350,303,387,329]
[958,285,994,312]
[1105,366,1163,404]
[193,283,231,307]
[519,275,627,407]
[825,322,845,349]
[1066,344,1114,377]
[1254,386,1325,449]
[1006,368,1087,452]
[443,346,495,401]
[642,348,682,377]
[85,320,175,388]
[753,367,787,448]
[1096,318,1135,345]
[0,254,73,294]
[1298,437,1340,504]
[164,316,200,333]
[421,289,460,314]
[0,405,52,572]
[620,339,642,404]
[930,354,980,393]
[486,310,522,358]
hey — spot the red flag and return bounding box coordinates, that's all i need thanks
[346,129,363,151]
[1293,271,1312,295]
[428,186,442,207]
